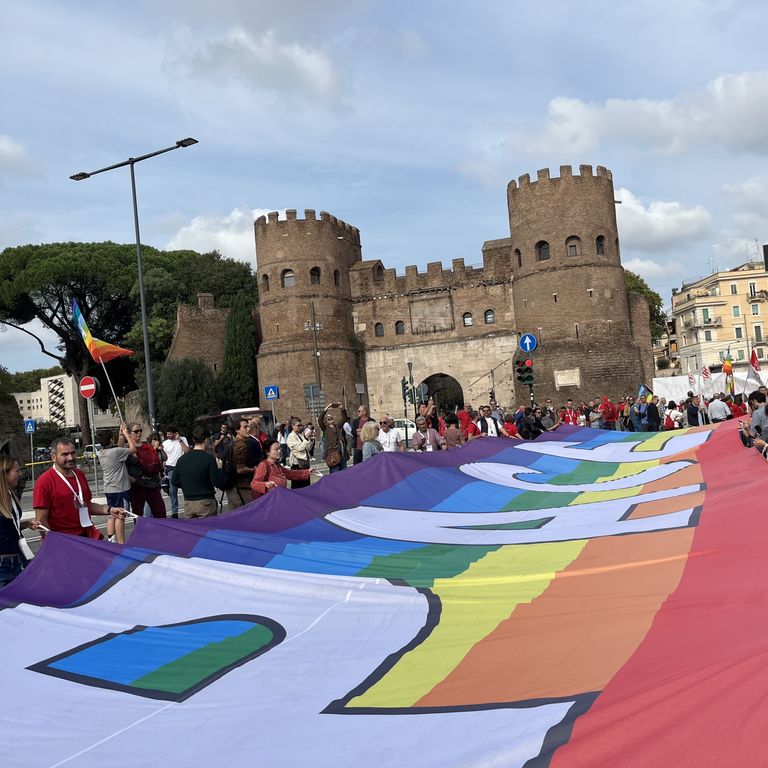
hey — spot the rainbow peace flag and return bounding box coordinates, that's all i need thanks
[72,298,134,364]
[722,349,734,395]
[2,425,766,766]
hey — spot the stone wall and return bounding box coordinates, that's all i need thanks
[363,334,521,417]
[166,293,229,374]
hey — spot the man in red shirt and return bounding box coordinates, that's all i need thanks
[457,404,473,436]
[33,438,126,538]
[559,399,580,425]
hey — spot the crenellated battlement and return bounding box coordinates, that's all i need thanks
[254,208,361,244]
[508,163,613,191]
[348,245,513,301]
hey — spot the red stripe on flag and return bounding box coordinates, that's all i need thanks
[552,425,768,767]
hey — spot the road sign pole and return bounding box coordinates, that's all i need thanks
[529,383,535,407]
[88,397,99,495]
[30,432,35,484]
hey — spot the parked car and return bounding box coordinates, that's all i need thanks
[82,444,102,460]
[392,419,416,447]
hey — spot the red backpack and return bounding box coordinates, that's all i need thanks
[136,443,162,476]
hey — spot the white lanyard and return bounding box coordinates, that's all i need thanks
[52,467,85,507]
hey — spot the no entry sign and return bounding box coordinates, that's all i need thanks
[79,376,98,400]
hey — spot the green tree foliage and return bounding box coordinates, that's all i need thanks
[218,292,257,409]
[0,242,256,422]
[32,420,66,448]
[624,270,666,343]
[2,365,64,393]
[155,358,220,436]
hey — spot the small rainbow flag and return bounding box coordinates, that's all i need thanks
[722,349,734,395]
[72,299,134,364]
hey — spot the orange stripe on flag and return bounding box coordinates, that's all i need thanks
[415,528,694,707]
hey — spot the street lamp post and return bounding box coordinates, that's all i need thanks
[303,301,324,390]
[70,138,198,428]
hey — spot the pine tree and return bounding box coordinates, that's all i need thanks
[218,292,257,408]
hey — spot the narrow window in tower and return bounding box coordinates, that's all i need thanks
[587,288,593,298]
[281,269,295,288]
[484,309,495,324]
[535,241,550,261]
[552,293,558,303]
[374,264,384,283]
[261,274,270,292]
[462,312,473,327]
[395,320,405,335]
[565,236,581,256]
[310,267,321,285]
[374,322,384,337]
[523,299,528,309]
[334,269,341,287]
[596,235,605,255]
[514,248,522,268]
[575,323,580,339]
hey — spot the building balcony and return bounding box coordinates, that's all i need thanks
[748,290,768,302]
[681,316,723,329]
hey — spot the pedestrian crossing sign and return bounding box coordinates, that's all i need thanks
[264,386,279,401]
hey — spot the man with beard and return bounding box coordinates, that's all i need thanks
[33,437,126,538]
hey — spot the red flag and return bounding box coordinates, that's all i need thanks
[701,366,711,381]
[751,349,761,373]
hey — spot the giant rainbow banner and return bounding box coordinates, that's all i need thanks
[2,424,765,766]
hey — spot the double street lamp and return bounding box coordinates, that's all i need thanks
[70,138,199,428]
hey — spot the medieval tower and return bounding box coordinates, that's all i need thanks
[254,210,367,419]
[509,164,653,401]
[167,164,658,422]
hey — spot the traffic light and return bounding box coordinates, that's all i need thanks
[401,377,408,403]
[515,358,534,384]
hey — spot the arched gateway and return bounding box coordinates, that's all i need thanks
[421,373,464,414]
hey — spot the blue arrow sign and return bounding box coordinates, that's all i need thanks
[24,418,36,434]
[264,385,279,401]
[519,333,538,353]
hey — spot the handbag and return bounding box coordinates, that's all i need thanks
[325,447,341,468]
[292,457,311,470]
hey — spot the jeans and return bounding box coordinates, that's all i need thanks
[166,466,180,517]
[0,554,24,588]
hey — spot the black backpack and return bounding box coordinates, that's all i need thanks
[216,444,238,491]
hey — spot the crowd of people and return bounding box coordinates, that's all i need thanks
[2,384,767,590]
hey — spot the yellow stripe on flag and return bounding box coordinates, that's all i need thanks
[346,540,586,709]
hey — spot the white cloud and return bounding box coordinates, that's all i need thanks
[617,188,711,252]
[461,71,768,183]
[399,28,430,58]
[165,208,285,264]
[723,176,768,214]
[624,258,685,280]
[172,26,348,108]
[0,135,32,176]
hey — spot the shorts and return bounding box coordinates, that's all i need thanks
[106,491,131,510]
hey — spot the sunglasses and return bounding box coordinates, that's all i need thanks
[131,429,143,434]
[379,421,388,425]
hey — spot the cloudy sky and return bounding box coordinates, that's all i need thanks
[2,0,767,371]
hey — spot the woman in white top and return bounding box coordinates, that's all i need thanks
[664,401,684,430]
[0,455,36,587]
[286,418,313,488]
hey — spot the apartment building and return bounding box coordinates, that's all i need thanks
[671,260,768,372]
